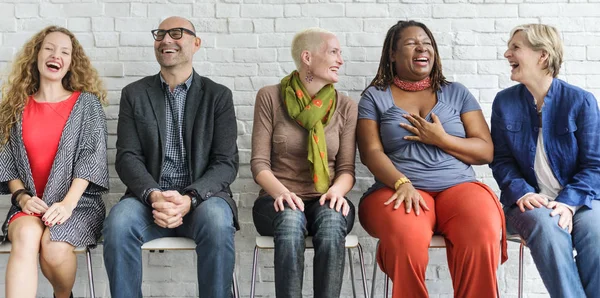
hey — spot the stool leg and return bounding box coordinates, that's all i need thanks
[232,270,239,298]
[384,275,389,298]
[518,242,524,298]
[250,246,259,298]
[356,244,369,298]
[85,247,96,298]
[349,248,357,298]
[371,242,379,298]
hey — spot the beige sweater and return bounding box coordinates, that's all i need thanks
[251,84,358,199]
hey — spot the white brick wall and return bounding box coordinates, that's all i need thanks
[1,0,600,297]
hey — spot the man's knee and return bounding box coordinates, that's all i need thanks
[103,198,149,241]
[191,197,235,243]
[193,197,233,230]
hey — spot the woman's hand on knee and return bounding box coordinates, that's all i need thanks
[516,193,548,212]
[547,201,574,233]
[20,195,48,216]
[319,189,350,216]
[384,184,429,215]
[43,202,74,227]
[274,191,305,212]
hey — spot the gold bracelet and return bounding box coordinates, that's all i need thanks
[394,177,411,190]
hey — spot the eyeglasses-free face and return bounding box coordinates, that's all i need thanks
[151,27,196,41]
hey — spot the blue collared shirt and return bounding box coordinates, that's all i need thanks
[142,73,193,203]
[490,78,600,208]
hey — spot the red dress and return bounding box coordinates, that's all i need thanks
[9,91,80,224]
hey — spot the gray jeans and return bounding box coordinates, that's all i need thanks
[252,196,355,298]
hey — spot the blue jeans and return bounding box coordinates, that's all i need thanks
[506,200,600,298]
[102,197,235,298]
[252,196,355,298]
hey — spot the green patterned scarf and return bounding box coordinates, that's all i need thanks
[281,70,337,193]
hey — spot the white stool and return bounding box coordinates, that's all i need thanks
[250,235,369,298]
[141,237,240,298]
[0,241,96,298]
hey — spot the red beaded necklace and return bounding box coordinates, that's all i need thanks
[393,76,432,92]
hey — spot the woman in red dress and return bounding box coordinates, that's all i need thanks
[0,26,109,298]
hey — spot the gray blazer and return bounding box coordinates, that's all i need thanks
[115,71,240,229]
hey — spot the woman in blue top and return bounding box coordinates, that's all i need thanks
[357,20,506,298]
[490,24,600,298]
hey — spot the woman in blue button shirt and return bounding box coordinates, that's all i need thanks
[490,23,600,298]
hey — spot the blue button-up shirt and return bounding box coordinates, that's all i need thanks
[142,73,193,203]
[490,78,600,208]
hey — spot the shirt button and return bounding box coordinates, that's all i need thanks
[530,147,535,152]
[507,125,512,130]
[533,127,539,132]
[564,128,569,132]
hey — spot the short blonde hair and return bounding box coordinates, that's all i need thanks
[509,24,563,78]
[291,27,335,70]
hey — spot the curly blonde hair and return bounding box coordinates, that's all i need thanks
[0,26,107,146]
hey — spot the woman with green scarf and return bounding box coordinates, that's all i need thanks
[251,27,357,298]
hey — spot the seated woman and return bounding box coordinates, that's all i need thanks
[357,20,507,298]
[490,24,600,298]
[0,26,109,298]
[251,27,357,298]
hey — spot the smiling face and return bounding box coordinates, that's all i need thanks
[504,30,547,84]
[308,34,343,85]
[36,31,72,83]
[154,17,200,70]
[391,26,434,82]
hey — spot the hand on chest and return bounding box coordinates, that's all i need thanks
[384,91,465,141]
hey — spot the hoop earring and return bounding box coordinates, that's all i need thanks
[305,69,313,83]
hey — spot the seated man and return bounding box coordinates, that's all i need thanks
[103,16,239,298]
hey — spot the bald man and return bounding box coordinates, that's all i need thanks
[103,16,239,298]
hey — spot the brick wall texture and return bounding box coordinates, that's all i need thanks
[2,0,600,297]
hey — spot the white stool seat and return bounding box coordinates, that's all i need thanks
[141,237,196,250]
[140,237,239,298]
[507,233,524,244]
[0,241,89,253]
[250,234,369,298]
[255,234,359,249]
[429,235,446,248]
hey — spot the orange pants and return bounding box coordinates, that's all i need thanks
[359,182,507,298]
